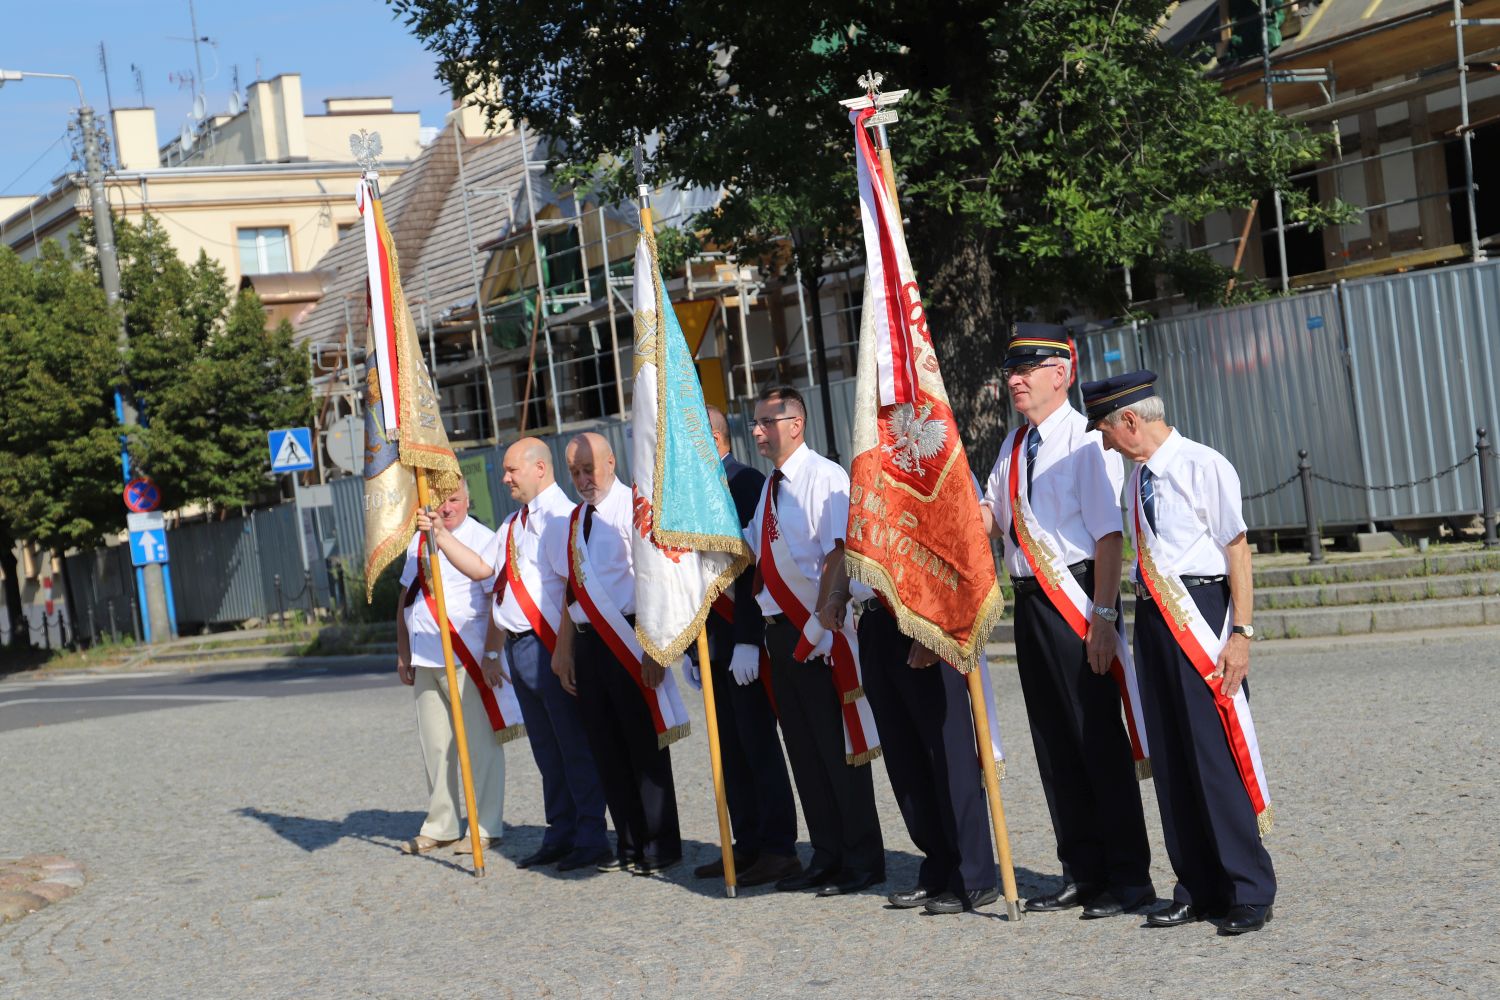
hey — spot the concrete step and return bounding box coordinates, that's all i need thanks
[1252,549,1500,588]
[1254,594,1500,639]
[1256,571,1500,610]
[149,642,305,662]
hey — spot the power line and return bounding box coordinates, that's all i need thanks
[0,131,70,196]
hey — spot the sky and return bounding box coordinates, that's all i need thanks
[0,0,454,196]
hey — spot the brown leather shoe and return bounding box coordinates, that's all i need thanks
[738,853,802,887]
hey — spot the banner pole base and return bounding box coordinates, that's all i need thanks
[1006,899,1023,921]
[724,885,737,899]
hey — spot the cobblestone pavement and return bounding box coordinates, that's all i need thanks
[1,634,1496,999]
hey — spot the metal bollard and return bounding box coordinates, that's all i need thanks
[1480,428,1498,549]
[1298,449,1325,564]
[334,565,347,620]
[274,574,286,629]
[42,613,51,651]
[304,571,316,622]
[107,600,118,642]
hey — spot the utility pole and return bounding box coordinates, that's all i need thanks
[1,68,175,642]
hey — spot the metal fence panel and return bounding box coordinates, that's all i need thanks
[63,543,140,644]
[1341,258,1500,521]
[1072,323,1143,386]
[1138,289,1368,532]
[170,515,265,626]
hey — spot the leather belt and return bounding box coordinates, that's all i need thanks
[574,613,634,635]
[1134,575,1226,601]
[763,613,788,627]
[504,628,535,643]
[1012,560,1093,595]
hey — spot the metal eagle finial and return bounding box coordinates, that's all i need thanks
[350,129,384,172]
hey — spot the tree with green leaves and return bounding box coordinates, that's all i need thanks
[0,242,122,645]
[394,0,1342,453]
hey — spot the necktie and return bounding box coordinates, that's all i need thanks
[583,504,596,543]
[1140,468,1159,535]
[754,470,785,595]
[1025,425,1041,497]
[520,505,529,530]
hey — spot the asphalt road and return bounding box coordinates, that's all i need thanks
[0,659,393,733]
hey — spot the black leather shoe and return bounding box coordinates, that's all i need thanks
[924,886,1001,914]
[693,851,753,879]
[1025,882,1095,912]
[556,846,614,872]
[737,853,802,887]
[631,855,682,876]
[816,870,885,897]
[595,855,633,873]
[1080,887,1156,919]
[1219,904,1273,935]
[516,844,570,869]
[887,886,934,909]
[776,868,835,892]
[1146,901,1207,927]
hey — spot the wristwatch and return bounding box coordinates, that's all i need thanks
[1231,624,1255,639]
[1092,605,1120,623]
[483,650,501,662]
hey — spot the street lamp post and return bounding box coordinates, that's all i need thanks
[1,68,175,643]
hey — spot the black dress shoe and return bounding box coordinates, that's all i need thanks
[1080,887,1156,919]
[1146,901,1207,927]
[595,856,633,873]
[737,853,802,887]
[693,851,754,879]
[816,870,885,897]
[1025,882,1096,912]
[555,846,614,872]
[887,886,934,909]
[924,886,1001,914]
[776,868,836,892]
[1219,904,1273,935]
[631,855,682,876]
[516,844,570,869]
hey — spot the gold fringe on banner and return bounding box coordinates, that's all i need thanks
[847,746,884,767]
[657,721,692,750]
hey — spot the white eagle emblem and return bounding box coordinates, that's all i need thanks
[883,402,947,475]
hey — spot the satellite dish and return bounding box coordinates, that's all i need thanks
[192,93,206,120]
[180,124,195,152]
[326,414,365,475]
[228,91,242,115]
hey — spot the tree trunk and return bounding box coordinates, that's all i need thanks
[0,530,30,649]
[802,265,842,464]
[906,210,1012,470]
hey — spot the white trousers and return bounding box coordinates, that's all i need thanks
[414,666,506,840]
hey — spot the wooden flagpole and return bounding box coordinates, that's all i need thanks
[415,468,487,877]
[858,78,1022,920]
[636,152,737,896]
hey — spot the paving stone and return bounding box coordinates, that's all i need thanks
[26,882,74,903]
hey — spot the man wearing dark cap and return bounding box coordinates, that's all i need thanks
[979,324,1155,919]
[1087,371,1276,936]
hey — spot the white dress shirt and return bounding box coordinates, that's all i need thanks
[1132,429,1247,578]
[542,476,636,624]
[747,442,849,616]
[983,401,1126,579]
[400,515,498,668]
[485,480,574,633]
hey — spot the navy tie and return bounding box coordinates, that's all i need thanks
[1140,468,1159,535]
[1025,426,1041,497]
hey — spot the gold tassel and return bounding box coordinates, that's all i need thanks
[1257,805,1275,838]
[842,684,866,705]
[495,724,527,746]
[993,757,1006,781]
[657,721,692,750]
[846,746,884,767]
[1135,758,1153,781]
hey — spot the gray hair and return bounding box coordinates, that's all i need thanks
[1100,395,1166,426]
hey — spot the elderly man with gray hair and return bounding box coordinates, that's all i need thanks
[1086,370,1277,936]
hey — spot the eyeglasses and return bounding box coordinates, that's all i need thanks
[752,415,800,430]
[1006,361,1063,379]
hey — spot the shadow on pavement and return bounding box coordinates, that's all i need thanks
[236,806,427,852]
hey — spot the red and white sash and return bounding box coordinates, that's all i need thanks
[413,537,526,745]
[1131,467,1272,835]
[1007,428,1151,777]
[492,510,561,654]
[710,592,777,715]
[757,485,881,765]
[566,504,691,749]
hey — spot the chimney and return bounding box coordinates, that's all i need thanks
[112,108,160,170]
[246,73,308,162]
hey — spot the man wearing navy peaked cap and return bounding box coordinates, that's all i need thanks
[978,326,1156,919]
[1086,370,1277,936]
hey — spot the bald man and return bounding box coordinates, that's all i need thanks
[697,407,801,886]
[547,432,682,874]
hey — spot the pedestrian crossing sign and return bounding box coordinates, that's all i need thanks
[268,427,316,473]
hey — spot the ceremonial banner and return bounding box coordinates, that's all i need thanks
[356,176,461,598]
[843,107,1005,669]
[629,227,752,664]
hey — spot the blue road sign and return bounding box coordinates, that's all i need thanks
[130,528,170,567]
[268,427,316,473]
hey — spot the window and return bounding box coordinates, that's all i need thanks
[337,222,359,241]
[237,227,291,275]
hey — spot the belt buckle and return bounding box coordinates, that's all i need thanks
[1133,583,1152,601]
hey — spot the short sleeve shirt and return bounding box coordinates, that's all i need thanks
[541,476,636,624]
[746,442,850,616]
[1131,429,1247,578]
[399,515,498,668]
[486,481,575,633]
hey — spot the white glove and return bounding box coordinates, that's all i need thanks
[798,617,833,663]
[729,644,761,685]
[683,656,702,691]
[800,630,834,663]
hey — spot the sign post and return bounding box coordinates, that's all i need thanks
[268,427,317,576]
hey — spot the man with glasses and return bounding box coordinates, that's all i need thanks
[979,325,1156,919]
[747,385,885,897]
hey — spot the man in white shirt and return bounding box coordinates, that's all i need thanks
[980,326,1154,918]
[548,431,682,875]
[747,385,884,897]
[1088,371,1276,935]
[394,480,504,855]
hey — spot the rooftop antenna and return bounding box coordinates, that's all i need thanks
[98,42,116,111]
[130,64,146,107]
[167,0,217,118]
